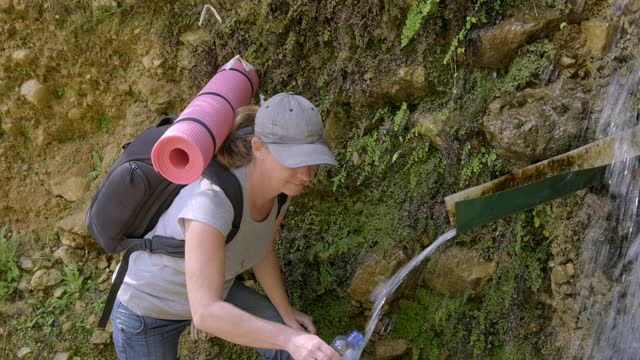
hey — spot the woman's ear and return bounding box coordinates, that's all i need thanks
[251,137,266,158]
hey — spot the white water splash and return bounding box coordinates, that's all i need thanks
[350,229,457,358]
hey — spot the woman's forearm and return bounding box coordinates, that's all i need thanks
[253,248,295,318]
[194,300,298,350]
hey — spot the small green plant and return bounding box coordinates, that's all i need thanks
[55,86,67,99]
[0,226,21,299]
[87,151,103,179]
[88,112,112,133]
[401,0,440,47]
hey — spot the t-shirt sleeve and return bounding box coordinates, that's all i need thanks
[178,179,234,238]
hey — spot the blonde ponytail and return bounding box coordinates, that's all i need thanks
[216,105,258,169]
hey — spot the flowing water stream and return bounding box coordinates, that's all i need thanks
[579,62,640,358]
[350,229,457,359]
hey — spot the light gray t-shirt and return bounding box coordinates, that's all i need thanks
[116,167,286,320]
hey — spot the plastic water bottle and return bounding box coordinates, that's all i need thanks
[330,330,364,360]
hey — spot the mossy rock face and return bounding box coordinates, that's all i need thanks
[483,79,591,163]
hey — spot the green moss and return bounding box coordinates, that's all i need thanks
[496,39,558,96]
[0,226,21,299]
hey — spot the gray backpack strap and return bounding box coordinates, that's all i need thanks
[97,236,186,329]
[276,193,288,219]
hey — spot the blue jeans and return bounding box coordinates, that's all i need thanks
[111,280,293,360]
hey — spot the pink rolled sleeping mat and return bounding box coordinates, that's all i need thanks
[151,55,259,184]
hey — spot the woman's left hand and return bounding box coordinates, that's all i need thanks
[283,308,317,334]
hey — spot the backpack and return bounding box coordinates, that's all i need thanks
[85,115,288,329]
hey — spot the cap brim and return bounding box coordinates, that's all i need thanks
[265,142,337,168]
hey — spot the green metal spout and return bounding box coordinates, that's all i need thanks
[446,125,640,233]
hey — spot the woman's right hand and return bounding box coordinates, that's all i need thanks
[286,332,342,360]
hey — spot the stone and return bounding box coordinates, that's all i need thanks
[67,107,84,121]
[11,49,34,65]
[472,9,562,69]
[370,66,429,105]
[16,347,32,358]
[626,0,640,13]
[17,256,34,271]
[17,275,30,292]
[423,246,496,297]
[62,321,74,332]
[142,48,163,69]
[409,110,447,149]
[0,0,12,11]
[53,353,71,360]
[50,171,90,202]
[56,210,89,236]
[179,29,211,46]
[375,338,411,360]
[53,246,84,266]
[53,287,66,298]
[559,55,576,68]
[581,20,614,57]
[12,0,25,11]
[93,0,117,11]
[91,330,112,344]
[20,79,51,108]
[348,247,408,305]
[0,300,26,316]
[59,232,89,248]
[483,79,589,163]
[30,269,62,290]
[551,264,573,286]
[177,48,195,69]
[136,77,174,113]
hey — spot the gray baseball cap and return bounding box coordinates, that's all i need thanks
[255,93,337,168]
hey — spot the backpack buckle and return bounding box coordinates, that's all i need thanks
[141,238,153,252]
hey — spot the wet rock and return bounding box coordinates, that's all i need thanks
[11,49,33,65]
[348,247,408,305]
[56,210,89,236]
[91,329,112,344]
[16,347,32,358]
[370,66,429,105]
[179,29,211,46]
[483,79,590,163]
[53,246,84,266]
[471,9,562,69]
[20,79,52,108]
[53,352,71,360]
[30,269,62,291]
[423,246,496,297]
[409,110,447,149]
[551,263,574,286]
[581,20,614,57]
[50,168,90,202]
[375,338,410,360]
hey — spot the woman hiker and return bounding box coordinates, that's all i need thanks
[110,93,342,360]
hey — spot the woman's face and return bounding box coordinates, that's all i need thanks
[252,138,318,196]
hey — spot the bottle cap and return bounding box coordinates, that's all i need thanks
[347,330,364,346]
